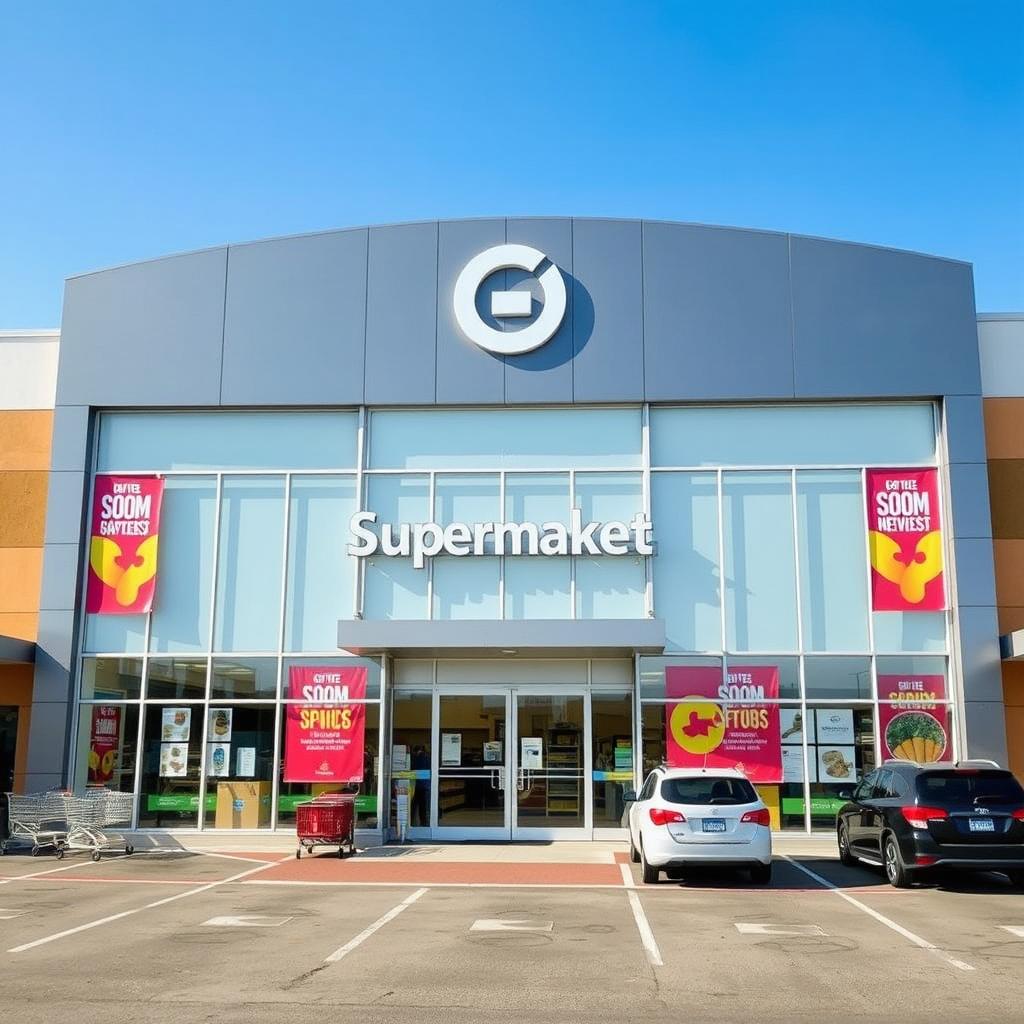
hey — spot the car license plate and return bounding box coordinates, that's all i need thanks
[702,818,726,833]
[968,818,995,833]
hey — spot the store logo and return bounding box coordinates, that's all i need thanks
[453,243,567,355]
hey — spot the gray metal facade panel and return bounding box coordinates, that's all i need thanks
[24,700,71,778]
[962,700,1010,765]
[944,395,988,465]
[790,237,981,398]
[641,223,795,401]
[39,543,81,612]
[951,538,998,610]
[35,609,76,678]
[49,405,91,472]
[364,222,438,404]
[43,472,87,546]
[503,219,574,404]
[948,463,994,539]
[57,249,227,407]
[220,230,368,406]
[0,636,35,664]
[570,219,645,402]
[435,219,507,404]
[956,605,1004,703]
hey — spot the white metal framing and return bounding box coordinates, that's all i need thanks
[69,400,955,835]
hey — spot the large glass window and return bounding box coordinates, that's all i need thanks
[286,476,357,651]
[651,404,936,467]
[797,471,869,651]
[369,408,643,469]
[98,411,358,472]
[80,658,143,700]
[71,703,139,794]
[146,658,207,701]
[149,477,217,653]
[575,558,645,618]
[432,557,500,619]
[138,703,203,828]
[652,472,720,652]
[201,704,276,829]
[83,614,146,655]
[504,557,571,618]
[214,477,286,652]
[723,472,799,651]
[505,473,570,525]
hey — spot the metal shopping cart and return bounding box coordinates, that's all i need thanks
[1,790,67,856]
[295,794,356,859]
[58,789,136,861]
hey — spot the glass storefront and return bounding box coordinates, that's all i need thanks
[70,402,954,834]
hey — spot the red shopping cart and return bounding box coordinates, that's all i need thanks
[295,793,356,859]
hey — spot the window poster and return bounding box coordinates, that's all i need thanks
[207,743,231,778]
[815,709,855,746]
[520,738,543,770]
[441,733,462,766]
[161,708,191,742]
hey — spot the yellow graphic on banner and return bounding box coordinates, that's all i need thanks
[89,535,160,608]
[668,700,726,756]
[868,530,943,605]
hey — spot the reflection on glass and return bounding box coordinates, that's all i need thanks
[807,705,876,831]
[146,659,207,700]
[516,695,585,830]
[80,658,143,700]
[391,691,432,830]
[72,703,139,794]
[592,691,633,828]
[210,658,278,700]
[138,704,202,827]
[436,694,506,829]
[202,705,276,829]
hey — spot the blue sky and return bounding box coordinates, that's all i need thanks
[1,2,1021,325]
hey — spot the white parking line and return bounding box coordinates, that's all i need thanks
[0,859,102,886]
[735,922,827,936]
[626,890,663,967]
[782,856,976,972]
[7,859,279,954]
[999,925,1024,938]
[324,887,428,963]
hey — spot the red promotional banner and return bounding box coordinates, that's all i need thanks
[878,674,950,764]
[866,468,944,612]
[86,476,165,614]
[665,666,782,783]
[88,705,121,784]
[284,666,367,783]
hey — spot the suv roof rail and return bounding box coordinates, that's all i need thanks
[882,759,921,767]
[955,758,1001,769]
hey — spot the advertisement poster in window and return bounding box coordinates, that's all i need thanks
[815,709,855,746]
[878,674,949,764]
[283,666,367,783]
[208,708,232,743]
[866,468,944,612]
[160,743,188,777]
[161,708,191,742]
[665,666,782,783]
[441,733,462,766]
[207,743,231,778]
[780,708,811,744]
[88,705,121,784]
[817,746,857,783]
[86,475,165,614]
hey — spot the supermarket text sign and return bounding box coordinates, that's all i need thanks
[283,666,367,784]
[86,476,164,614]
[866,468,944,612]
[665,666,782,784]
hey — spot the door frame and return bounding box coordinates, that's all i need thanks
[426,684,593,841]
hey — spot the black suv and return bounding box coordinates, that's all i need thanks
[836,761,1024,888]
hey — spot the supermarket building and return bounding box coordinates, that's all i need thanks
[2,217,1023,840]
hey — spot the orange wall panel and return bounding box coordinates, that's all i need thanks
[0,664,34,791]
[984,398,1024,461]
[0,547,43,614]
[0,472,48,547]
[0,410,53,472]
[0,613,38,642]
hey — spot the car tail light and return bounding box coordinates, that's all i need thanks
[740,808,771,827]
[915,854,939,866]
[901,805,949,829]
[1012,808,1024,822]
[649,807,686,826]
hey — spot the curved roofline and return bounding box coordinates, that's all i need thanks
[65,215,972,282]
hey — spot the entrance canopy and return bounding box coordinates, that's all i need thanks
[337,618,666,659]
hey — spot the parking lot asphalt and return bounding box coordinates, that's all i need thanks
[2,847,1023,1024]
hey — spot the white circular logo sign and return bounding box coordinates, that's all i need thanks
[453,243,567,355]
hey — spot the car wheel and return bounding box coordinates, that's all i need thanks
[883,834,911,888]
[1007,870,1024,890]
[750,862,772,884]
[629,833,640,864]
[640,842,660,885]
[837,824,856,867]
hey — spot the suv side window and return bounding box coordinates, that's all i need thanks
[853,770,878,802]
[887,771,906,799]
[872,770,895,799]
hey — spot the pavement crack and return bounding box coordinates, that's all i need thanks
[281,963,329,991]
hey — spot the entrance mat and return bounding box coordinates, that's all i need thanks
[251,859,625,886]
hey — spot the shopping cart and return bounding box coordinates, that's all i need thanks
[295,793,356,859]
[57,789,136,861]
[1,791,67,856]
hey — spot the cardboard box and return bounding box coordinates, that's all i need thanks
[215,781,271,829]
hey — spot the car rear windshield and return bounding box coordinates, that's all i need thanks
[916,770,1024,806]
[660,777,757,805]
